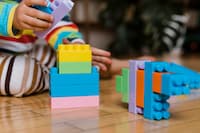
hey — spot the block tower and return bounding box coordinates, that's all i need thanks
[116,60,200,120]
[50,44,99,109]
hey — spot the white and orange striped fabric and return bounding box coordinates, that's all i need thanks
[0,42,56,97]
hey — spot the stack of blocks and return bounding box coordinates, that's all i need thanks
[116,60,200,120]
[50,44,99,109]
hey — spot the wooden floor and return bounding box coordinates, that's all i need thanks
[1,56,200,133]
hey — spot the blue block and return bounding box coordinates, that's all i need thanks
[188,76,200,89]
[162,73,190,96]
[50,67,99,86]
[54,32,83,49]
[33,0,53,14]
[169,63,200,89]
[144,62,171,120]
[50,66,99,97]
[147,62,171,72]
[170,63,199,75]
[50,85,99,97]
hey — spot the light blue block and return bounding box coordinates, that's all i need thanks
[144,62,171,120]
[50,66,99,97]
[162,73,190,96]
[169,63,200,89]
[50,85,99,97]
[50,67,99,86]
[170,63,199,75]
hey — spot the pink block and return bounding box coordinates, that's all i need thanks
[51,96,99,109]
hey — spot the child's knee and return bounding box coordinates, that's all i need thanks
[0,55,49,97]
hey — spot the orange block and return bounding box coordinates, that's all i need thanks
[152,72,162,93]
[136,70,144,108]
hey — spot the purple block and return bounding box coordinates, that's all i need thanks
[128,60,150,114]
[36,0,74,38]
[136,107,144,114]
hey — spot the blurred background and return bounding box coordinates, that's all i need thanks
[71,0,200,58]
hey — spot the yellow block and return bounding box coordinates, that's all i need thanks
[58,44,92,62]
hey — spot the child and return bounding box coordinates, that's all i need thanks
[0,0,112,97]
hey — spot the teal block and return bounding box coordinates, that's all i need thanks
[50,66,99,97]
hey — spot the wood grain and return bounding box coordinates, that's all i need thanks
[1,56,200,133]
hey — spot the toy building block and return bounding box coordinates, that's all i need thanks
[170,63,199,75]
[58,44,91,62]
[58,62,91,74]
[34,0,74,38]
[116,76,122,93]
[54,31,83,49]
[50,66,99,97]
[136,70,145,108]
[57,44,92,74]
[115,68,129,103]
[152,72,163,94]
[170,63,200,89]
[51,96,99,109]
[116,60,200,120]
[161,73,190,96]
[129,60,149,114]
[144,62,171,120]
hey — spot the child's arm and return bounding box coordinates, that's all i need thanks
[0,1,18,36]
[0,0,53,37]
[45,16,85,49]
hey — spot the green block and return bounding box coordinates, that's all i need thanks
[58,62,91,74]
[115,68,129,103]
[116,75,122,93]
[121,68,129,103]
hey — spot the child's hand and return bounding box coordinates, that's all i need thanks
[13,0,53,31]
[62,38,112,71]
[91,47,112,71]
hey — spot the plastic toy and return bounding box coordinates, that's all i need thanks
[57,44,92,74]
[34,0,74,38]
[50,44,99,109]
[116,60,200,120]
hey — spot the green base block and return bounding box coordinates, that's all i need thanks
[58,62,91,74]
[115,68,129,103]
[116,76,122,93]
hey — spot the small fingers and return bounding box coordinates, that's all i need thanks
[92,47,111,57]
[92,61,108,71]
[20,22,47,31]
[24,0,47,6]
[26,8,53,23]
[92,55,112,65]
[23,15,51,29]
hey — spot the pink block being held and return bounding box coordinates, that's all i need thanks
[51,96,99,109]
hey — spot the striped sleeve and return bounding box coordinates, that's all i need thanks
[45,19,85,50]
[0,2,18,37]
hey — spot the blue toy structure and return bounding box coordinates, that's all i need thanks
[50,44,99,109]
[116,60,200,120]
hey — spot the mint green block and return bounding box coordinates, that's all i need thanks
[58,62,91,74]
[116,75,122,93]
[115,68,130,103]
[122,68,129,103]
